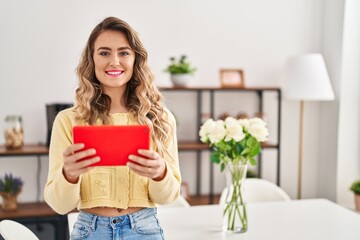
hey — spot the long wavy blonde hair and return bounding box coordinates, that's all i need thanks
[74,17,171,156]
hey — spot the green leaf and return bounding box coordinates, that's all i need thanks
[246,136,256,147]
[224,144,232,151]
[249,143,261,157]
[235,142,243,154]
[249,157,257,166]
[164,55,196,74]
[210,151,220,164]
[241,148,250,156]
[220,163,225,172]
[240,138,247,148]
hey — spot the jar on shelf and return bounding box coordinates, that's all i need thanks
[4,115,24,149]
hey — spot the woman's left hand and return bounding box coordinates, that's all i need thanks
[127,149,167,181]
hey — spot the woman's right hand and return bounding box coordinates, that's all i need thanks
[62,143,100,184]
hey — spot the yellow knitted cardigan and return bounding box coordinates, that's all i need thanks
[44,108,181,214]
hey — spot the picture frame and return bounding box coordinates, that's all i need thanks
[220,69,245,88]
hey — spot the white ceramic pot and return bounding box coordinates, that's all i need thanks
[170,74,191,87]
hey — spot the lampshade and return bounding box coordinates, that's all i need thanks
[282,54,335,101]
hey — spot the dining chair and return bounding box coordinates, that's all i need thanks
[219,178,291,205]
[158,195,191,208]
[0,219,39,240]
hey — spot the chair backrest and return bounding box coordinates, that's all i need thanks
[219,178,291,205]
[157,195,191,208]
[0,220,39,240]
[67,212,79,234]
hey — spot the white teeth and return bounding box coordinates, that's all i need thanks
[107,71,122,75]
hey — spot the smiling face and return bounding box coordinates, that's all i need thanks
[93,30,135,94]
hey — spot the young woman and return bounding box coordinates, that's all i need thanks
[44,17,181,240]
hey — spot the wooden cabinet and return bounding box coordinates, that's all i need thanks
[0,144,69,240]
[159,86,282,203]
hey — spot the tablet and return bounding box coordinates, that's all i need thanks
[73,125,150,166]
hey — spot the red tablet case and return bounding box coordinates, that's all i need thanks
[73,125,150,166]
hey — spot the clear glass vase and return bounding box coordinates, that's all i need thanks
[222,162,248,233]
[4,115,24,149]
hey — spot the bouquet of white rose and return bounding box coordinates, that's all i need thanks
[199,116,269,233]
[199,117,269,170]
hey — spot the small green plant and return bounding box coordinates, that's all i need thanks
[350,180,360,195]
[165,55,196,74]
[0,173,23,195]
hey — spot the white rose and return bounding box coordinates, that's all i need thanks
[199,119,215,142]
[238,119,250,130]
[208,120,226,144]
[249,118,266,127]
[224,117,244,142]
[248,123,269,142]
[224,117,238,126]
[225,123,245,142]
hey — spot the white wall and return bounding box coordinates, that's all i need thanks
[318,0,360,209]
[336,0,360,207]
[318,0,344,202]
[0,0,339,203]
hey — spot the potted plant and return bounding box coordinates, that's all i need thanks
[165,55,196,86]
[350,179,360,211]
[0,173,24,210]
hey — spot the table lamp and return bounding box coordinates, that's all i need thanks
[282,53,335,199]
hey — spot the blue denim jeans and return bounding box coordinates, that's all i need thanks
[70,208,164,240]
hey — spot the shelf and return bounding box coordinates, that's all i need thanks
[160,86,282,201]
[0,197,215,220]
[178,141,209,150]
[187,194,221,206]
[0,142,277,155]
[178,141,278,151]
[0,202,70,240]
[159,86,281,91]
[0,144,49,157]
[261,142,279,149]
[0,202,56,219]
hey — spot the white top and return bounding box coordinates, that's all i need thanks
[157,199,360,240]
